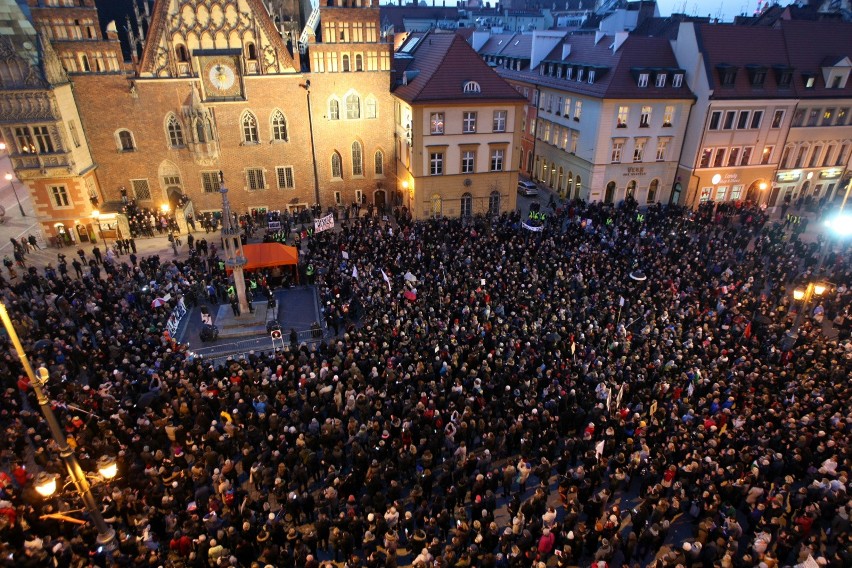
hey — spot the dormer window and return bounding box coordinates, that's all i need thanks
[672,73,683,87]
[638,73,648,87]
[588,70,595,84]
[821,56,851,89]
[802,73,816,89]
[566,67,573,80]
[773,66,794,88]
[577,68,584,82]
[717,64,737,87]
[746,65,768,88]
[463,81,481,93]
[655,73,666,87]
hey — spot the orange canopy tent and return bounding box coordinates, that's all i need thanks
[226,243,300,283]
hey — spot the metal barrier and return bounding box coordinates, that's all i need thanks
[191,328,327,366]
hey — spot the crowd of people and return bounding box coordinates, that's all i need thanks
[0,197,849,568]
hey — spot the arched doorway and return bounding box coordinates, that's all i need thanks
[166,186,184,208]
[648,179,659,203]
[549,163,556,188]
[557,167,564,196]
[605,181,616,204]
[374,189,386,211]
[626,180,637,200]
[431,194,442,218]
[670,182,682,204]
[488,190,500,215]
[460,192,472,218]
[745,179,768,204]
[567,171,573,198]
[574,176,582,200]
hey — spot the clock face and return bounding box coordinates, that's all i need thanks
[209,63,236,91]
[201,56,242,99]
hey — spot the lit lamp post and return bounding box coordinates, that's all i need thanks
[0,303,117,551]
[4,172,26,217]
[781,280,827,350]
[91,209,108,248]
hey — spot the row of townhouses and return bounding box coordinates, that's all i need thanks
[0,0,850,244]
[484,18,852,209]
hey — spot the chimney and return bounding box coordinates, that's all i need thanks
[612,30,628,52]
[562,43,571,58]
[106,20,119,41]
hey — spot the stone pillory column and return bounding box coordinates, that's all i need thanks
[219,171,251,316]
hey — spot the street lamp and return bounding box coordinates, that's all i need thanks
[300,80,322,209]
[781,280,829,350]
[0,303,116,551]
[4,172,26,217]
[92,209,108,248]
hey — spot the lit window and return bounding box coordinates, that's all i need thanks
[663,106,674,127]
[430,112,445,135]
[617,106,629,128]
[640,106,651,128]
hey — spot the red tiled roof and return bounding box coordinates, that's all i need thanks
[478,33,517,56]
[778,20,852,98]
[693,23,792,98]
[393,32,526,103]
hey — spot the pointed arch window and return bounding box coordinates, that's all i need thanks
[331,152,343,179]
[355,54,363,71]
[365,96,377,119]
[352,141,363,176]
[342,54,350,72]
[374,150,384,175]
[271,110,288,142]
[242,111,259,143]
[346,93,360,119]
[166,114,185,148]
[329,99,340,120]
[175,44,189,62]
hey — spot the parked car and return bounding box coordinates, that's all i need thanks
[517,180,539,196]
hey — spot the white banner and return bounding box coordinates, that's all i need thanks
[522,221,544,232]
[314,214,335,234]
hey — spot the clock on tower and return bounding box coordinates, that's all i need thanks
[197,50,244,100]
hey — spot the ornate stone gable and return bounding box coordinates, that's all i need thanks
[137,0,299,78]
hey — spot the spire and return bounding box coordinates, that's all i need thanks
[37,30,68,86]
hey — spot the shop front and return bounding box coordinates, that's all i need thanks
[594,162,675,206]
[772,167,846,209]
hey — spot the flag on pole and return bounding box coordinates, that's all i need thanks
[619,296,625,307]
[341,251,349,260]
[352,266,359,279]
[381,269,391,291]
[595,440,605,457]
[404,289,417,301]
[743,321,752,339]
